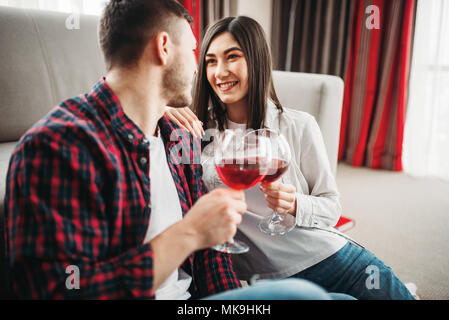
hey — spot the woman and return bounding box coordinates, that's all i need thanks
[166,16,414,300]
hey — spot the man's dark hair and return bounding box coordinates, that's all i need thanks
[99,0,193,71]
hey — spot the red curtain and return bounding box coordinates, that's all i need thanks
[179,0,201,60]
[338,0,416,171]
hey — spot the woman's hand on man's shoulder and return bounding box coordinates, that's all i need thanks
[164,106,204,138]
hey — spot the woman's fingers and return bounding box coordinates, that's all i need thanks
[165,108,189,131]
[178,107,204,137]
[263,189,296,204]
[260,181,296,195]
[183,107,204,136]
[182,107,200,123]
[175,109,197,136]
[260,182,296,215]
[264,194,295,214]
[165,107,201,137]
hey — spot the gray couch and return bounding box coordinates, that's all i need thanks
[0,6,343,298]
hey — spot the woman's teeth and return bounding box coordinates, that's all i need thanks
[218,81,238,89]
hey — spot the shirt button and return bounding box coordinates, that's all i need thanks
[128,134,134,140]
[147,203,152,209]
[143,138,149,144]
[140,157,148,165]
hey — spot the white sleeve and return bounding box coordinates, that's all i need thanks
[294,115,342,228]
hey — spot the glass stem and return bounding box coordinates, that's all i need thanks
[269,212,284,225]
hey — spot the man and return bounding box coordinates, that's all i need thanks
[4,0,350,300]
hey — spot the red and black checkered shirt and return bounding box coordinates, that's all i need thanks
[4,78,241,299]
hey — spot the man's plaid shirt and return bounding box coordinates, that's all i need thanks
[4,78,241,299]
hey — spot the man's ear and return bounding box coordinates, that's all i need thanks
[155,31,170,66]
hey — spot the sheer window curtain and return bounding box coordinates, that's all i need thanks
[0,0,109,15]
[403,0,449,181]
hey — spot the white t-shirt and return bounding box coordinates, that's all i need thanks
[143,131,192,300]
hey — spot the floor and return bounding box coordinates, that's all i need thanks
[336,163,449,300]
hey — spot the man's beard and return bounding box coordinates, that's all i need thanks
[162,59,192,108]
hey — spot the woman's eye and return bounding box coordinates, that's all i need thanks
[206,59,216,65]
[228,54,238,59]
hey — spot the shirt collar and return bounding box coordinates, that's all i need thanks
[91,77,147,144]
[90,77,184,146]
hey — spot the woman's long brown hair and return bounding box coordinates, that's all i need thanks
[193,16,283,133]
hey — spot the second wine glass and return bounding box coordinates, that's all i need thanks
[251,129,296,236]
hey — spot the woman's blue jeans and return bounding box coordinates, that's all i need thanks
[289,241,415,300]
[204,278,355,300]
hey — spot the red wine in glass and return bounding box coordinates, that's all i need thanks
[213,130,271,254]
[215,157,267,190]
[261,158,289,183]
[248,129,296,236]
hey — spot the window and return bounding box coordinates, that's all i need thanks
[403,0,449,181]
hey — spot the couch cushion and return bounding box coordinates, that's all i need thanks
[272,71,344,176]
[0,7,105,142]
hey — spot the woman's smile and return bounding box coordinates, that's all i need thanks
[217,81,239,92]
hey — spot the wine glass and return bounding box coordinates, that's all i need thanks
[213,129,271,253]
[252,129,296,236]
